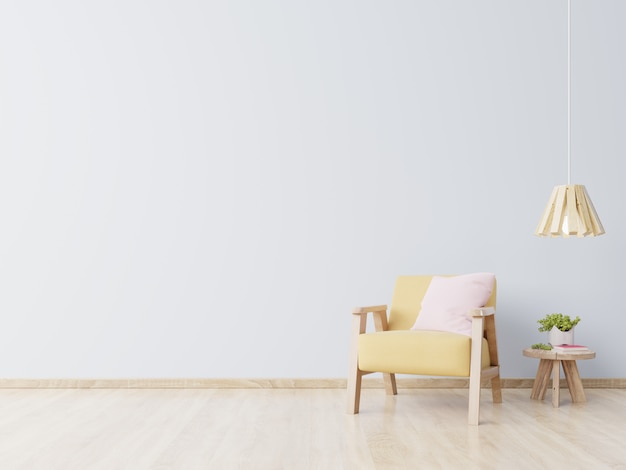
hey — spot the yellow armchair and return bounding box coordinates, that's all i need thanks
[347,275,502,425]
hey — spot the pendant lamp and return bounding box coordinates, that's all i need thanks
[535,0,605,238]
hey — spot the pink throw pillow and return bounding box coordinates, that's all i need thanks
[410,273,495,336]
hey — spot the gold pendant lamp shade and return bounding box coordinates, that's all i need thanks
[535,185,605,238]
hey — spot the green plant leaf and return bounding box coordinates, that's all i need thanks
[537,313,581,332]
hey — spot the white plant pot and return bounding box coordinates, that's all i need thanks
[548,326,575,346]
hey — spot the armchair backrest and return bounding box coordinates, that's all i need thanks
[387,275,497,331]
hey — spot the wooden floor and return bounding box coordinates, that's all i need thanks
[0,387,625,469]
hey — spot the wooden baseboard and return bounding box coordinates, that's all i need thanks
[0,377,625,389]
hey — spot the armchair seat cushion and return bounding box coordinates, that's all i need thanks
[358,330,491,377]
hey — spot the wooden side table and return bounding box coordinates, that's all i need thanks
[522,348,596,408]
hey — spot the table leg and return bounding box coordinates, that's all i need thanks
[551,360,560,408]
[531,359,553,400]
[562,360,586,403]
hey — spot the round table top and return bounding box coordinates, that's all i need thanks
[522,347,596,361]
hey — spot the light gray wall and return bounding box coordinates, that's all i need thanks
[1,1,624,379]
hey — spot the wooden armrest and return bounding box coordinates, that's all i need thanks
[470,307,495,317]
[352,305,387,315]
[351,305,389,333]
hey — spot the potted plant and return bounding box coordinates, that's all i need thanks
[537,313,580,345]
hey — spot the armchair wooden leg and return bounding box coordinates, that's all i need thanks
[383,373,397,396]
[468,372,481,426]
[347,313,367,414]
[347,368,363,414]
[491,375,503,404]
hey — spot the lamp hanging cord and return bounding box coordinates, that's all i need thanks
[567,0,571,185]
